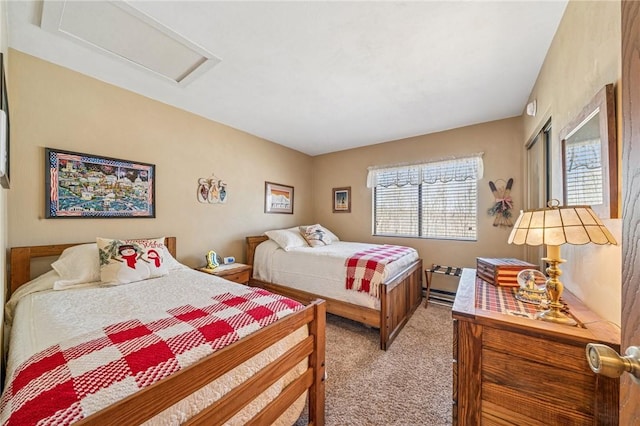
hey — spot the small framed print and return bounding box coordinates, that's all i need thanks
[333,187,351,213]
[264,181,294,214]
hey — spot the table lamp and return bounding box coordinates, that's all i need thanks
[508,200,617,326]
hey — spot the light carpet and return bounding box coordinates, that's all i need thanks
[295,302,453,425]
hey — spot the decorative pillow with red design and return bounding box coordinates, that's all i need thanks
[97,237,169,285]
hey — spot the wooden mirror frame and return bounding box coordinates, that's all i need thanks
[560,83,618,219]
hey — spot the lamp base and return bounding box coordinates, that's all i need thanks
[536,307,577,326]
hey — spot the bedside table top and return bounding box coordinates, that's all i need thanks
[198,263,250,275]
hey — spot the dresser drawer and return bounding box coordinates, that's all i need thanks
[222,269,250,285]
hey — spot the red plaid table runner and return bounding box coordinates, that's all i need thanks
[345,245,415,298]
[475,277,539,317]
[0,288,303,426]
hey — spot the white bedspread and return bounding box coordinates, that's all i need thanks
[253,240,419,310]
[4,268,307,425]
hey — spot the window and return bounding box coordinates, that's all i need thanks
[368,154,483,240]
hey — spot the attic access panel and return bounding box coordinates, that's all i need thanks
[40,1,221,86]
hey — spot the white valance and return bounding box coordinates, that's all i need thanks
[366,153,484,188]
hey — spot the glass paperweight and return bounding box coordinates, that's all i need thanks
[515,269,548,305]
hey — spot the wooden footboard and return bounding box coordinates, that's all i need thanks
[246,235,422,350]
[8,239,326,426]
[380,258,423,350]
[79,300,326,425]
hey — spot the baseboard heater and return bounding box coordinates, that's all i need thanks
[424,288,456,306]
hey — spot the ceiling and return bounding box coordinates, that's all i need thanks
[7,1,568,156]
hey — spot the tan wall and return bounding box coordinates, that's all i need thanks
[522,0,621,324]
[312,117,525,293]
[7,50,314,269]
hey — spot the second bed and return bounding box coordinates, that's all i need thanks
[246,232,422,350]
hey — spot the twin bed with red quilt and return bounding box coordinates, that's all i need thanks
[246,227,422,350]
[1,237,326,425]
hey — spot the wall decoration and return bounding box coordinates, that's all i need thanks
[0,53,10,189]
[333,186,351,213]
[264,181,294,214]
[197,174,227,204]
[45,148,155,218]
[487,178,514,227]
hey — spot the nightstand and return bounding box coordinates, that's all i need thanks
[197,263,252,285]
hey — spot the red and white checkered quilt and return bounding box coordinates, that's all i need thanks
[345,245,415,298]
[0,288,303,426]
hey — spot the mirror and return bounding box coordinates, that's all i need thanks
[561,84,618,218]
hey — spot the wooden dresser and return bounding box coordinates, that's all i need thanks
[452,269,620,425]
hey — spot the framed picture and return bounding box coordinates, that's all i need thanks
[0,53,10,189]
[264,181,294,214]
[333,186,351,213]
[45,148,156,218]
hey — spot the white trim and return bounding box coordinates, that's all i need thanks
[366,152,484,172]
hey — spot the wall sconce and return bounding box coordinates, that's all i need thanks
[526,100,537,117]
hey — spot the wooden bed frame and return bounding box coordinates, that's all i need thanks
[246,235,423,351]
[8,237,326,426]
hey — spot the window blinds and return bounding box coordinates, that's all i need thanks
[564,138,603,205]
[369,154,482,240]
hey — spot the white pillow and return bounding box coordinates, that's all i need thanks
[299,224,331,247]
[51,243,101,290]
[319,225,340,243]
[162,245,188,271]
[97,237,170,285]
[265,228,308,251]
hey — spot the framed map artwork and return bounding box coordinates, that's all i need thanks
[45,148,156,218]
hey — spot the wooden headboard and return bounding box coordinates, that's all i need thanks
[9,237,177,295]
[245,235,268,267]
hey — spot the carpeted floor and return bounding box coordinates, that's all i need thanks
[295,302,453,425]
